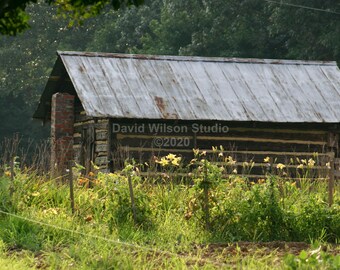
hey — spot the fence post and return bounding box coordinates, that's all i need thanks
[9,155,15,197]
[203,160,210,230]
[328,152,335,207]
[68,161,75,214]
[127,173,137,225]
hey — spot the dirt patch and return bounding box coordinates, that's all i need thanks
[195,241,340,256]
[199,241,309,256]
[185,241,340,267]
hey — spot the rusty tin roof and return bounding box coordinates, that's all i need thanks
[34,51,340,123]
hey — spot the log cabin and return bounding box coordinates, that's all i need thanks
[33,51,340,179]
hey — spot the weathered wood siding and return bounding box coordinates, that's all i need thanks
[111,120,338,179]
[73,102,111,173]
[70,106,339,179]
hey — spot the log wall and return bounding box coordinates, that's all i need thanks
[73,102,111,173]
[70,107,339,179]
[111,120,339,179]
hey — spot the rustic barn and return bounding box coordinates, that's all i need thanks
[33,51,340,179]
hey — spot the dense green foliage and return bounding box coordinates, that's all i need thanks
[0,0,144,35]
[0,1,339,144]
[0,159,339,268]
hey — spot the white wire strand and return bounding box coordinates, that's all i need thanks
[0,209,230,268]
[265,0,340,15]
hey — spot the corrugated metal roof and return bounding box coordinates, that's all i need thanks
[35,51,340,123]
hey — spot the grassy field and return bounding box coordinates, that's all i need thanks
[0,155,339,269]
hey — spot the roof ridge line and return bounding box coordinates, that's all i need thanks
[56,51,336,66]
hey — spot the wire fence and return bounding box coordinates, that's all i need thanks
[0,209,230,268]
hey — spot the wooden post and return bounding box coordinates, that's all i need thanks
[68,161,75,214]
[203,160,210,230]
[127,174,137,225]
[9,156,15,197]
[328,152,335,207]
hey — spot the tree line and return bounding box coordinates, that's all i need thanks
[0,0,339,143]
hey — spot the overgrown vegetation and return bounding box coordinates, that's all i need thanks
[0,151,339,269]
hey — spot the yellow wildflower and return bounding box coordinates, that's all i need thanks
[263,156,270,163]
[166,153,177,161]
[276,163,286,170]
[232,168,238,174]
[193,148,200,156]
[226,156,236,165]
[4,171,11,177]
[171,157,181,166]
[297,164,304,169]
[301,159,307,165]
[156,157,169,166]
[326,162,331,169]
[218,152,224,157]
[307,158,315,168]
[88,171,95,177]
[212,146,217,152]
